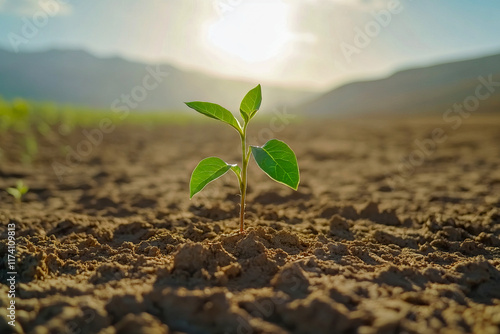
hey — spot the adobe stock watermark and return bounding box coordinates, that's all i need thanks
[385,74,500,190]
[213,0,242,16]
[248,106,297,145]
[51,65,169,182]
[340,0,413,64]
[5,222,17,328]
[7,0,72,52]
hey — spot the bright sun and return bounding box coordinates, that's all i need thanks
[207,1,293,63]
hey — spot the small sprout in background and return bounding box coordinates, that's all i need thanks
[186,84,300,233]
[6,180,29,203]
[22,135,38,165]
[37,120,53,138]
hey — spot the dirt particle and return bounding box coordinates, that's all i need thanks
[360,202,400,226]
[114,312,170,334]
[329,214,348,231]
[360,202,380,218]
[328,242,349,255]
[280,293,351,333]
[476,232,500,247]
[90,263,129,284]
[172,242,236,276]
[235,233,267,259]
[271,262,310,297]
[147,246,160,257]
[221,262,241,278]
[172,243,207,275]
[106,294,145,322]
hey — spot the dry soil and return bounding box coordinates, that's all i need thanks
[1,116,500,334]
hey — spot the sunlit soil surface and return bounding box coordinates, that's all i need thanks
[1,115,500,333]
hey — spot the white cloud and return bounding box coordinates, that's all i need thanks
[0,0,72,16]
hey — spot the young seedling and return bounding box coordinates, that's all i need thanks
[186,84,299,233]
[6,180,29,204]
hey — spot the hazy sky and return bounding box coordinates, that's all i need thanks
[1,0,500,91]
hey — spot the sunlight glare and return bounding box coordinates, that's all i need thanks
[207,1,293,63]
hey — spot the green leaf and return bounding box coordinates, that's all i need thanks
[185,101,241,133]
[19,186,28,195]
[240,84,262,122]
[16,180,28,195]
[251,139,300,190]
[6,188,21,199]
[190,157,234,198]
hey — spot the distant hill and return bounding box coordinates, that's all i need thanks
[300,52,500,116]
[0,49,315,111]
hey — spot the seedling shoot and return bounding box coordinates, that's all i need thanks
[185,84,300,233]
[6,180,29,204]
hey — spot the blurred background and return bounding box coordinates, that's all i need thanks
[1,0,500,113]
[0,0,499,169]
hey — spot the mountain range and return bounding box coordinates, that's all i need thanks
[1,48,499,115]
[0,48,314,111]
[300,52,500,116]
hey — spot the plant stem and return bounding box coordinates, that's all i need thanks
[239,124,249,233]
